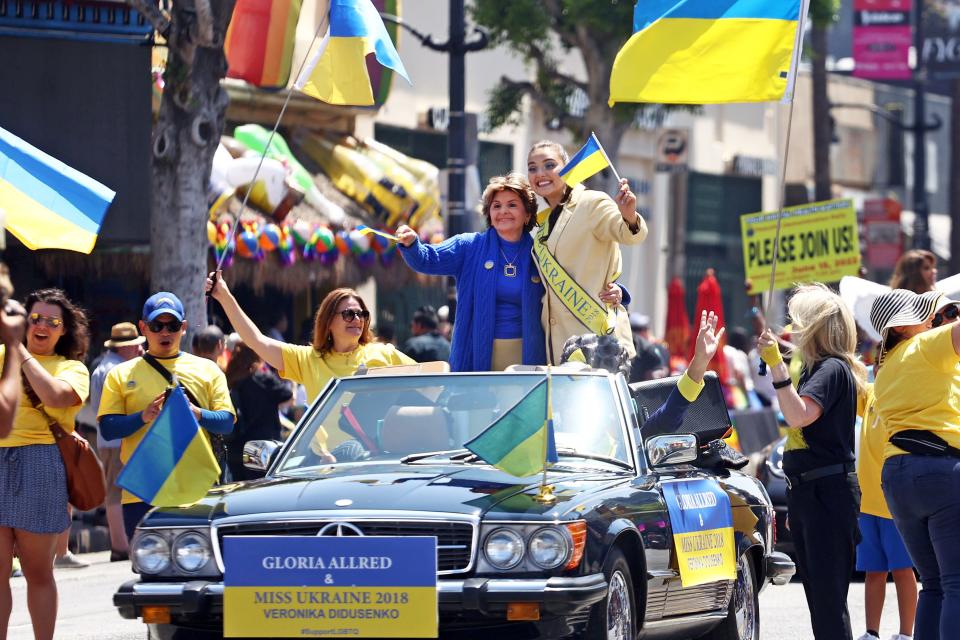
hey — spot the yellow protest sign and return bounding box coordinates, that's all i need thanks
[741,199,861,295]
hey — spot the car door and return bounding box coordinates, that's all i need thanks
[629,375,737,620]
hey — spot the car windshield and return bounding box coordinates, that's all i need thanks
[276,373,630,474]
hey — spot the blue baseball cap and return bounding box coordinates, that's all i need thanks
[142,292,184,322]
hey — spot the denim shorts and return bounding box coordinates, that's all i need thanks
[856,513,913,572]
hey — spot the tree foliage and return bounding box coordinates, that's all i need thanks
[472,0,652,147]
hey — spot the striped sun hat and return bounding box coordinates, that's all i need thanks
[870,289,945,338]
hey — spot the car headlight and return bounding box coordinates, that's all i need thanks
[484,528,525,569]
[528,527,569,569]
[172,532,211,573]
[133,534,170,574]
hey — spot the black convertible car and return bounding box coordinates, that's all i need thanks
[114,368,793,639]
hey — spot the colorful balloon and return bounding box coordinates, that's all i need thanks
[259,223,281,252]
[206,221,217,246]
[290,219,313,247]
[314,225,335,252]
[348,229,371,254]
[335,231,351,256]
[236,223,263,260]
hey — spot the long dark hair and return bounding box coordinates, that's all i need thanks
[25,288,89,361]
[225,341,261,388]
[889,250,936,294]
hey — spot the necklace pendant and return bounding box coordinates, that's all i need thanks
[503,263,517,278]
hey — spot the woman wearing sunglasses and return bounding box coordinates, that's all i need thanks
[207,277,414,459]
[0,288,90,640]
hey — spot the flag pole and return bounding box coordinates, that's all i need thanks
[759,0,809,371]
[535,367,557,505]
[594,132,624,184]
[214,19,329,271]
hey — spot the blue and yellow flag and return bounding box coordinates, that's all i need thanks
[558,133,610,187]
[294,0,410,106]
[609,0,809,105]
[117,386,220,507]
[466,377,558,478]
[662,478,736,587]
[0,125,114,254]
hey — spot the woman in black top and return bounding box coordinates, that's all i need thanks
[225,341,292,480]
[758,284,867,640]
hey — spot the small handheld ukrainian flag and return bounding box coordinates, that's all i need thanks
[465,376,558,478]
[294,0,410,106]
[117,386,220,507]
[558,133,612,187]
[0,125,114,254]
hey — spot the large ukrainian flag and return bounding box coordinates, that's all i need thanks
[466,378,559,478]
[609,0,809,105]
[117,387,220,507]
[558,133,610,187]
[294,0,409,106]
[0,126,114,254]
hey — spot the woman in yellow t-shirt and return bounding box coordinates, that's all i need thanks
[0,288,90,640]
[870,288,960,640]
[206,275,414,458]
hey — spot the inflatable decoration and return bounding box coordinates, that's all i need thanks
[277,226,296,266]
[357,252,376,269]
[236,222,263,260]
[314,225,335,253]
[233,124,345,224]
[335,231,351,256]
[290,219,314,247]
[206,220,218,246]
[259,223,282,252]
[379,242,397,266]
[348,229,371,254]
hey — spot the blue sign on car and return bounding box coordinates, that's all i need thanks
[223,536,438,638]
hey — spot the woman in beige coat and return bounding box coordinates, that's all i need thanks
[527,140,647,363]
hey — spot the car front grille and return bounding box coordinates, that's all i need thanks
[214,519,475,574]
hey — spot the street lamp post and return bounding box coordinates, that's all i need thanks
[381,2,487,236]
[913,0,930,251]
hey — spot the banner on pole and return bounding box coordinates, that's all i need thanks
[853,0,912,80]
[741,199,861,295]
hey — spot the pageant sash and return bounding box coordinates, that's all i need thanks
[533,236,616,336]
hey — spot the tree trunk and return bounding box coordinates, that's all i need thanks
[150,2,236,339]
[811,22,832,202]
[951,79,960,274]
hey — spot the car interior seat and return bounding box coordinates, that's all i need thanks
[380,406,451,454]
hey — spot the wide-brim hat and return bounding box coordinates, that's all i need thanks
[870,289,949,338]
[104,322,145,348]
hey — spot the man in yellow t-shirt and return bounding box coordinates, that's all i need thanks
[98,292,235,540]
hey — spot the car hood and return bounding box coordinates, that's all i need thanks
[143,462,631,527]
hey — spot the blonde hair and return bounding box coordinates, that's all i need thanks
[528,140,569,165]
[787,283,867,394]
[480,173,538,232]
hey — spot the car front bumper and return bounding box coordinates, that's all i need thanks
[114,573,608,621]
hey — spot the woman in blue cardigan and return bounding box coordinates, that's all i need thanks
[397,174,623,371]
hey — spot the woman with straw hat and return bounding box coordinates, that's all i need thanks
[757,283,867,640]
[870,288,960,640]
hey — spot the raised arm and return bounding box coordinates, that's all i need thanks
[396,226,468,277]
[20,341,83,408]
[206,271,285,370]
[758,329,822,428]
[0,301,25,436]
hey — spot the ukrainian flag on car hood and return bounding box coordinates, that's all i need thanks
[0,125,114,254]
[465,378,558,478]
[609,0,809,105]
[117,387,220,507]
[294,0,409,106]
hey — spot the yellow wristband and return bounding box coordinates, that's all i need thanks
[760,343,784,368]
[677,372,705,403]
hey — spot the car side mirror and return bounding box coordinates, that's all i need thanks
[645,434,698,467]
[243,439,282,472]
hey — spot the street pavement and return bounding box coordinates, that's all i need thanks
[7,552,908,639]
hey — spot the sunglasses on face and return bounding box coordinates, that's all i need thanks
[28,313,63,329]
[338,309,370,322]
[146,319,184,333]
[933,305,960,328]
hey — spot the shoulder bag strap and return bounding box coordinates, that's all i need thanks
[21,372,68,438]
[141,353,202,408]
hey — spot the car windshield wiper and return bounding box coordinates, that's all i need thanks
[399,449,475,464]
[555,447,633,471]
